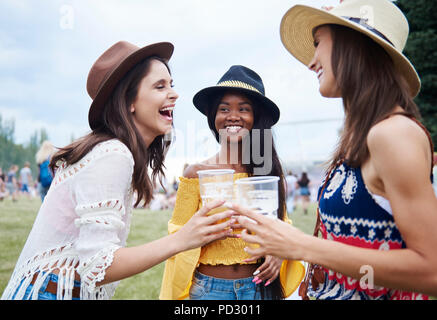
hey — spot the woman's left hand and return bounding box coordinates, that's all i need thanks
[230,203,309,262]
[252,255,283,287]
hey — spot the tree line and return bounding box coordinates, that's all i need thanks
[398,0,437,150]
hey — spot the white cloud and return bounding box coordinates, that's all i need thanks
[0,0,344,168]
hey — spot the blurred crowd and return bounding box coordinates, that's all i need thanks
[285,170,320,215]
[0,141,56,203]
[0,163,36,202]
[143,179,178,211]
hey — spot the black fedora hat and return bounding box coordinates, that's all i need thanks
[193,65,280,124]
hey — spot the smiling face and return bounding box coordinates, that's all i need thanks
[308,25,341,98]
[214,91,254,143]
[130,59,178,146]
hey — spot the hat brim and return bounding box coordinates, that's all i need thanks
[280,5,420,97]
[193,86,280,125]
[88,42,174,130]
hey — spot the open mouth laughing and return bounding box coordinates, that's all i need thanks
[159,105,174,121]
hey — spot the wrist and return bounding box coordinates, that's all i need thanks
[166,231,185,256]
[299,233,322,264]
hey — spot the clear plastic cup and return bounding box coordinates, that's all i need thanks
[197,169,235,215]
[235,176,280,219]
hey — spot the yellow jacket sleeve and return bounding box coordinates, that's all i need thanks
[159,177,201,300]
[279,214,306,298]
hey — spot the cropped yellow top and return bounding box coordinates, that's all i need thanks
[159,173,305,300]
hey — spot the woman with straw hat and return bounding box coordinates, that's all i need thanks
[232,0,437,300]
[1,41,235,300]
[159,65,304,300]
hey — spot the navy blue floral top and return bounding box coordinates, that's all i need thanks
[308,115,433,300]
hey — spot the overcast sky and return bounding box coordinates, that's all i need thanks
[0,0,345,177]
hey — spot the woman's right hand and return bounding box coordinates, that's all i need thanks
[175,200,236,251]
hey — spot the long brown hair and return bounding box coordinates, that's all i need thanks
[326,24,420,171]
[50,56,172,207]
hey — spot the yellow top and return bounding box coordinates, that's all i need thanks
[159,173,305,300]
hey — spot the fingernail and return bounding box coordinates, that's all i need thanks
[256,280,262,285]
[252,277,259,282]
[265,281,271,287]
[253,270,260,276]
[224,201,233,208]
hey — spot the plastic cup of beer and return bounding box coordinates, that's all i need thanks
[235,176,280,219]
[197,169,235,215]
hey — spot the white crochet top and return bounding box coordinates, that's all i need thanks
[1,139,135,300]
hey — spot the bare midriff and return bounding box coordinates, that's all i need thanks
[197,263,260,279]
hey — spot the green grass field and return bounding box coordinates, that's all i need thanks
[12,198,436,300]
[9,198,434,300]
[0,197,175,299]
[0,197,316,299]
[0,198,436,300]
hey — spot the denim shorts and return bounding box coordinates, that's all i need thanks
[6,182,15,194]
[12,273,81,300]
[300,187,310,196]
[189,270,271,300]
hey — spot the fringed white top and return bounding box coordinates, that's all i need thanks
[1,139,134,300]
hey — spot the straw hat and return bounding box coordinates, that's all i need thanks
[280,0,420,97]
[193,65,280,124]
[87,41,174,129]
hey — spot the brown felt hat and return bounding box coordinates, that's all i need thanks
[87,41,174,129]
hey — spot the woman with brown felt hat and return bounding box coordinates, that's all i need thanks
[233,0,437,300]
[2,41,236,300]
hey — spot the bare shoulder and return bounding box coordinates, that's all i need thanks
[183,164,201,179]
[183,155,224,178]
[183,163,214,179]
[367,115,429,153]
[367,114,431,180]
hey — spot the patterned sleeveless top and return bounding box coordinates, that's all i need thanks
[306,114,433,300]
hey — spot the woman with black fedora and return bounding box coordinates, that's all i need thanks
[159,65,304,300]
[233,0,437,300]
[2,41,236,300]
